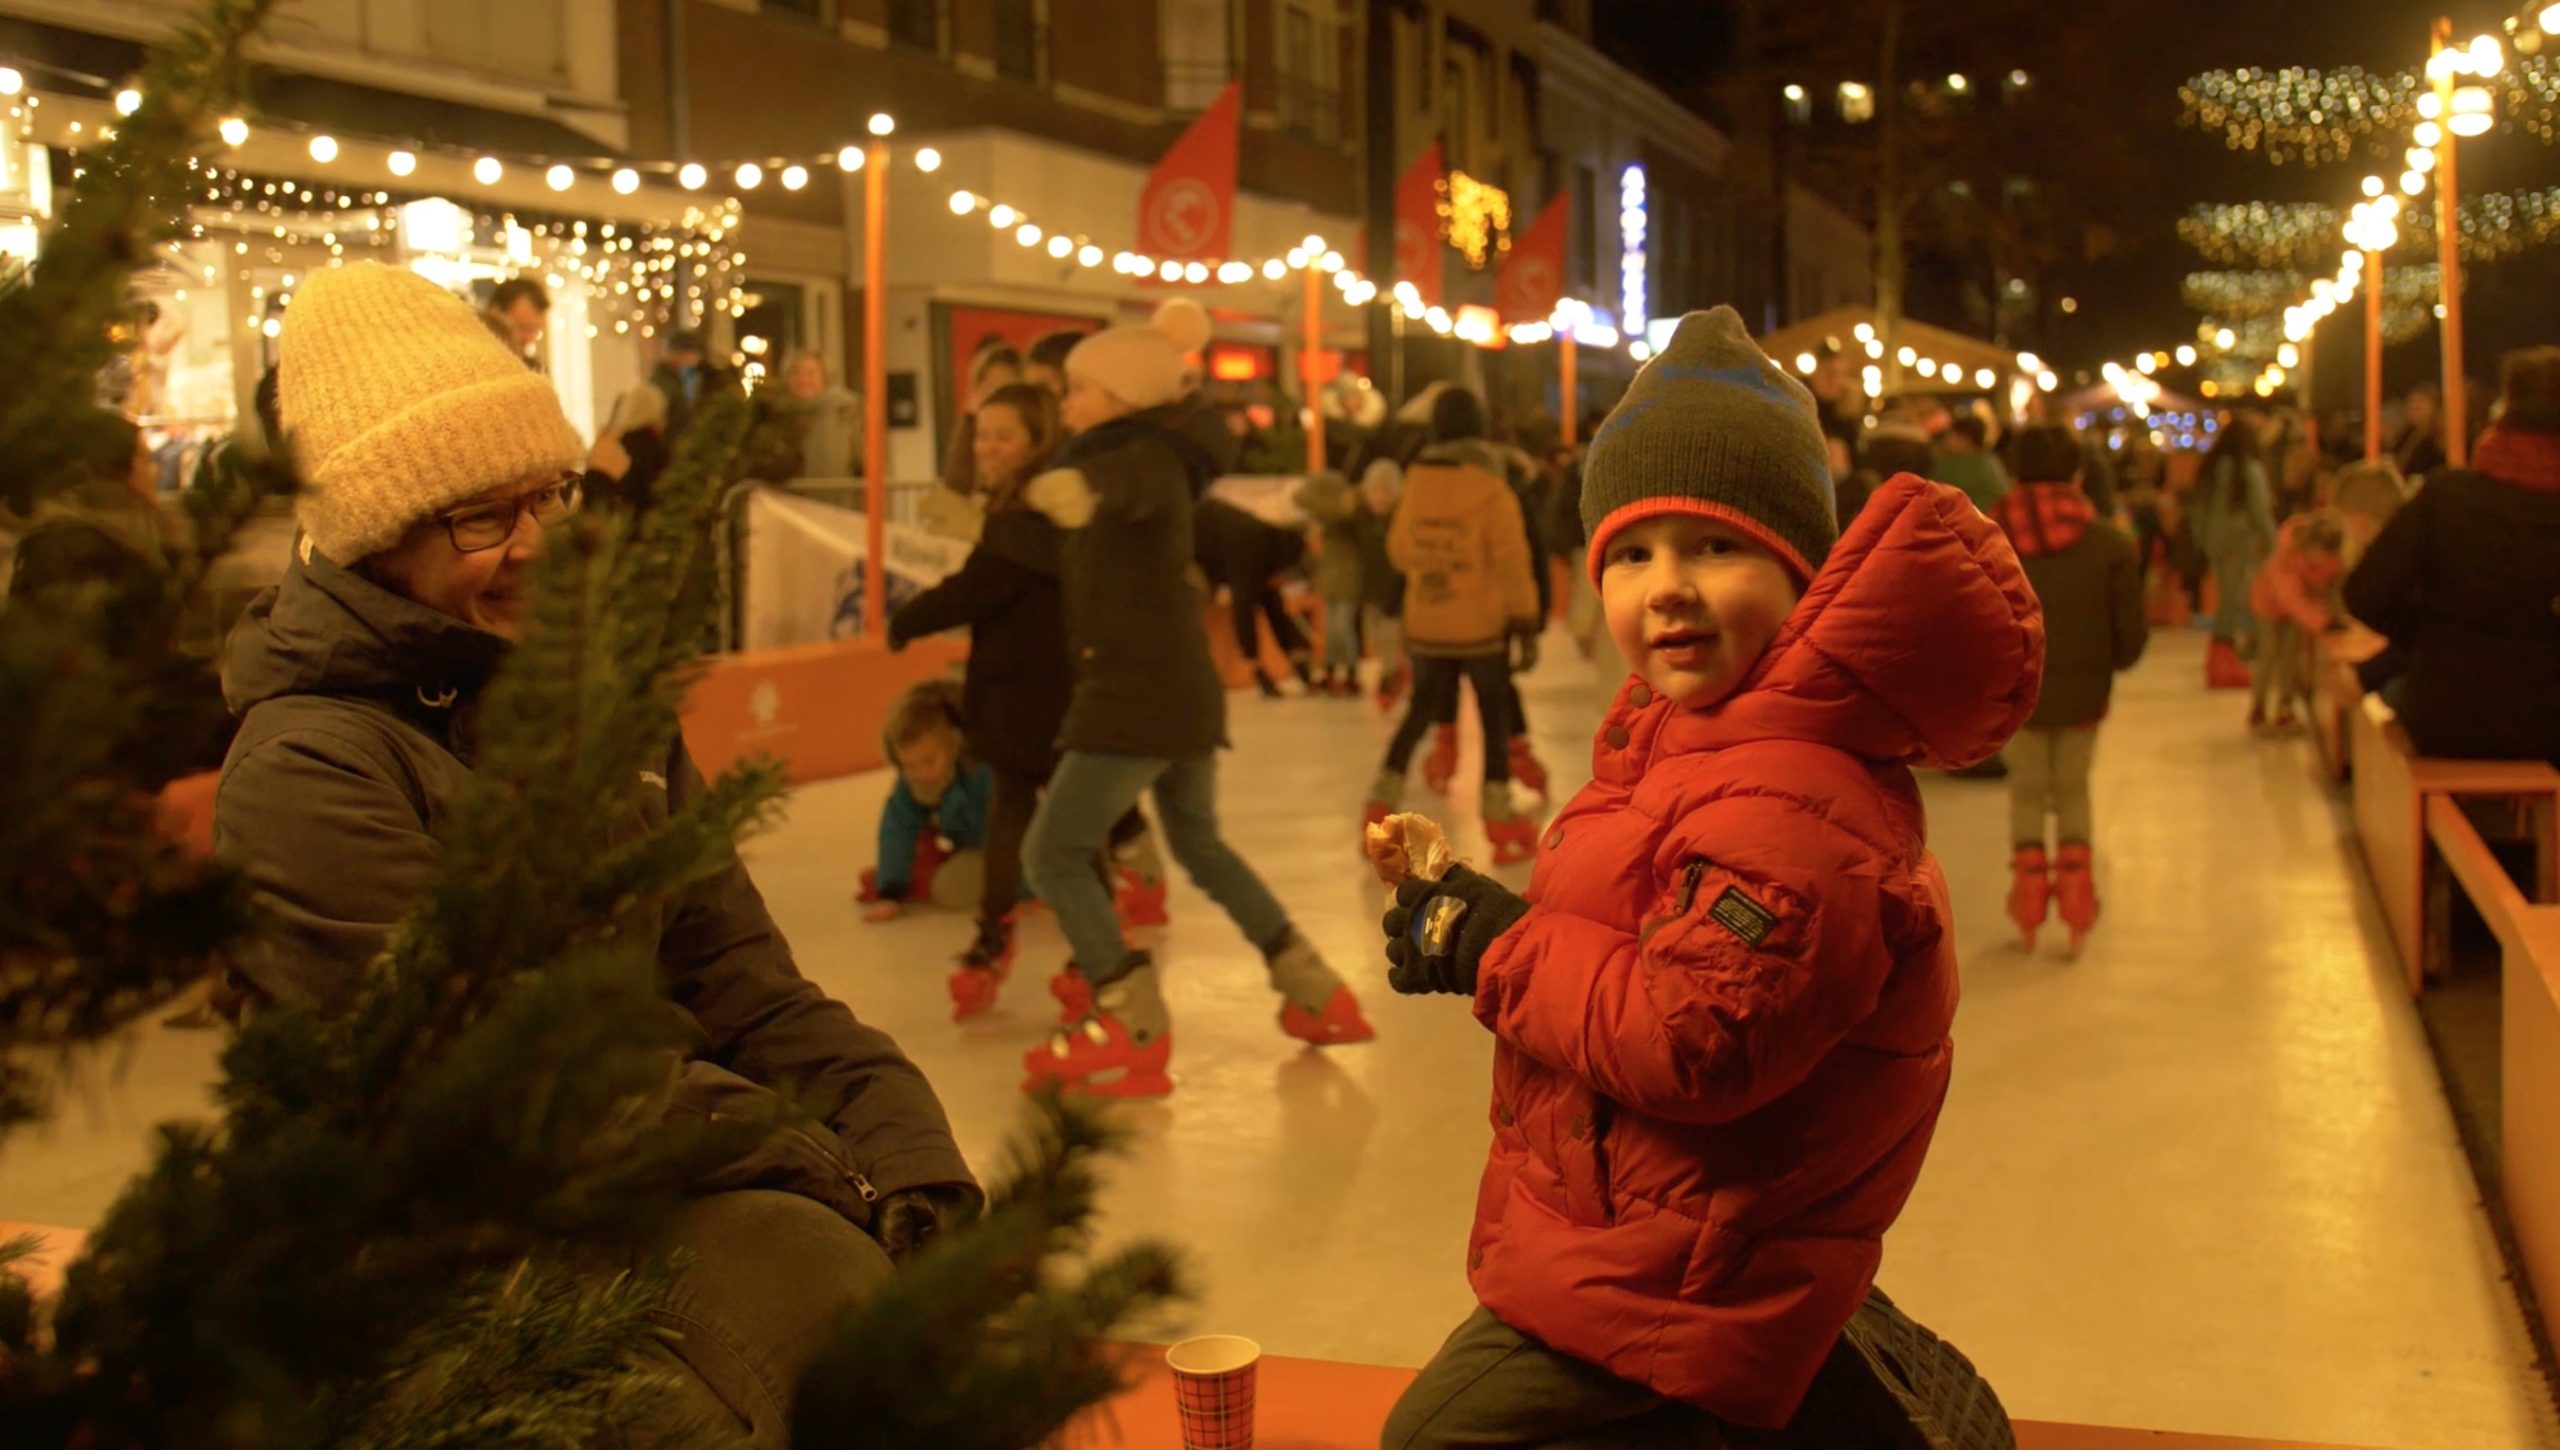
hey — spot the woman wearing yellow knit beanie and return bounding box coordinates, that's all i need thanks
[215,262,981,1446]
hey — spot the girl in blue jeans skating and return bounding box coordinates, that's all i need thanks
[1016,300,1377,1098]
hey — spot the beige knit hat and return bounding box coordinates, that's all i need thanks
[278,261,587,562]
[1065,297,1214,411]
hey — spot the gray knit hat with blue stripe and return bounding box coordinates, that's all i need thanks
[1581,306,1837,585]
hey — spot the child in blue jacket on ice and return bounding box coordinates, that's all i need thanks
[859,678,996,920]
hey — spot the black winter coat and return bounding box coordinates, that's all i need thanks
[1195,496,1308,592]
[2020,524,2147,729]
[2344,469,2560,765]
[889,506,1073,779]
[1054,407,1233,758]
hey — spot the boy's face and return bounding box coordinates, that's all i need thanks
[894,727,960,797]
[1061,372,1133,435]
[1600,514,1802,708]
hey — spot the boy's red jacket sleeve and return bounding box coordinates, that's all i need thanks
[1470,794,1893,1126]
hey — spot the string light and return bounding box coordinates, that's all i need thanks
[114,87,141,116]
[473,156,502,185]
[387,149,416,177]
[307,134,337,163]
[837,145,864,172]
[612,167,639,195]
[913,147,941,173]
[546,164,574,192]
[734,162,762,190]
[2183,54,2560,156]
[867,113,895,136]
[217,116,248,146]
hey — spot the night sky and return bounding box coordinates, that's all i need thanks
[1595,0,2559,411]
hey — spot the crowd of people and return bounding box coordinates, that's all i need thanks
[32,245,2552,1447]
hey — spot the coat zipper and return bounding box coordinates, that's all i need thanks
[1640,859,1712,946]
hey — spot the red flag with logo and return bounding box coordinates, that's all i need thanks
[1498,191,1568,325]
[1137,81,1240,262]
[1395,139,1445,309]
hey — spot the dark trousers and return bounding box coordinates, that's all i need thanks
[1381,1308,1739,1449]
[1385,655,1513,785]
[1234,583,1309,669]
[1436,670,1528,739]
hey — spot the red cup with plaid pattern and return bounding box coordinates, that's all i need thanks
[1165,1334,1261,1449]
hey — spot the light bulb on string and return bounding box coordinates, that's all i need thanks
[386,150,417,177]
[2470,34,2503,76]
[914,147,941,173]
[1048,234,1073,259]
[838,145,864,172]
[1078,244,1102,267]
[308,134,338,163]
[948,190,975,214]
[735,163,762,189]
[546,164,574,192]
[2362,174,2385,198]
[2415,120,2443,147]
[868,113,895,136]
[115,88,142,116]
[218,116,248,146]
[474,156,502,185]
[1014,222,1041,246]
[0,68,21,96]
[781,164,808,190]
[988,204,1016,228]
[612,167,639,194]
[679,162,706,190]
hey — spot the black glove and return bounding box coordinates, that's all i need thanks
[875,1186,972,1261]
[1381,865,1532,996]
[1511,628,1542,675]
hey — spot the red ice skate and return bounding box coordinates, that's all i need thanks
[2055,843,2100,953]
[2007,846,2052,951]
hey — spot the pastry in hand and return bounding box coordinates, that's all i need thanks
[1364,811,1454,887]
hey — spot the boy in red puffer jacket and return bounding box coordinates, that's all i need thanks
[1375,308,2044,1447]
[1991,426,2149,954]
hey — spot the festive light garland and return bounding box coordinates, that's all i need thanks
[2185,264,2454,321]
[2180,188,2560,268]
[2181,53,2560,160]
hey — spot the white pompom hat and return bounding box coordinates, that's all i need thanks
[1064,297,1214,411]
[278,261,587,563]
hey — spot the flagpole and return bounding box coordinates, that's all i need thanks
[863,135,889,639]
[2364,247,2384,464]
[1559,334,1578,448]
[2430,17,2468,468]
[1303,261,1325,474]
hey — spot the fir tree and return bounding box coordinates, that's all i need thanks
[0,1,1183,1445]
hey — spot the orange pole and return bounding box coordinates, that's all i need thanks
[2431,18,2469,467]
[1559,334,1578,447]
[2364,251,2385,463]
[1303,263,1325,474]
[862,138,889,639]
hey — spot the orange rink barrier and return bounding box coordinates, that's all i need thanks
[1071,1345,2384,1450]
[680,635,969,785]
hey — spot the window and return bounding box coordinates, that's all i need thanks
[1275,1,1340,144]
[888,0,946,55]
[424,0,566,86]
[1161,0,1233,111]
[994,0,1046,85]
[1443,58,1470,168]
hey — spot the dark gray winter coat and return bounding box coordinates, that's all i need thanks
[214,548,979,1225]
[1051,406,1233,758]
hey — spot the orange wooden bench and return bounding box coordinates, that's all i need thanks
[2424,801,2560,1338]
[1071,1345,2383,1449]
[2349,695,2559,995]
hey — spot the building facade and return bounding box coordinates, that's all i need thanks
[2,0,707,446]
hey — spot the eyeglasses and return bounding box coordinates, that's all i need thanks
[436,476,581,553]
